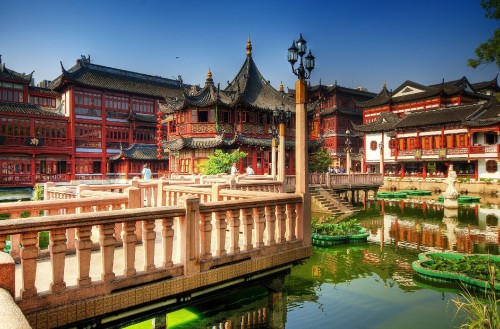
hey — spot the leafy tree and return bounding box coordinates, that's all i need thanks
[309,149,332,173]
[197,149,247,175]
[468,0,500,69]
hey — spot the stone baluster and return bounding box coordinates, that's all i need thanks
[126,187,142,244]
[253,206,265,249]
[157,179,169,207]
[286,203,297,241]
[111,204,123,245]
[145,185,152,207]
[123,221,137,277]
[49,228,67,292]
[96,204,109,213]
[180,196,200,276]
[161,217,174,268]
[76,226,92,287]
[143,220,156,272]
[226,209,240,254]
[275,205,287,243]
[99,224,116,282]
[9,211,21,258]
[20,232,38,299]
[65,208,76,253]
[168,191,174,206]
[199,210,213,259]
[265,205,276,246]
[215,210,227,257]
[241,208,254,251]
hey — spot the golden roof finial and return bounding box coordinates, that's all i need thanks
[279,81,284,93]
[246,35,252,56]
[383,81,387,89]
[205,68,213,86]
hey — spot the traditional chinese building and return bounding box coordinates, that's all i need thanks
[0,56,70,186]
[161,38,322,175]
[307,83,375,171]
[49,55,180,181]
[354,77,499,179]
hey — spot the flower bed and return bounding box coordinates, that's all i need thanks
[412,252,500,292]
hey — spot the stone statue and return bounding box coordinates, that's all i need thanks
[442,164,459,208]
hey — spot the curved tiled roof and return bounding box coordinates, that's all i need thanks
[356,85,392,108]
[162,134,226,151]
[109,144,167,161]
[357,77,490,109]
[352,112,400,133]
[50,59,184,100]
[0,102,64,117]
[471,75,499,92]
[224,54,295,112]
[162,132,324,152]
[0,62,33,83]
[129,111,157,123]
[462,99,500,127]
[29,86,59,96]
[394,103,482,129]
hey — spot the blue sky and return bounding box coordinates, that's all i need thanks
[1,0,498,93]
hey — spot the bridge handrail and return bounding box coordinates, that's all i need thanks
[0,192,304,321]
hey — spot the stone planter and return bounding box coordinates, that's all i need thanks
[412,252,500,293]
[312,226,370,247]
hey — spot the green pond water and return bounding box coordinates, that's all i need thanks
[113,199,499,329]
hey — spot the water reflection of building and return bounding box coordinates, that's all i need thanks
[374,200,499,254]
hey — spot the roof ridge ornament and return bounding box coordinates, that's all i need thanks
[205,68,213,86]
[246,36,252,57]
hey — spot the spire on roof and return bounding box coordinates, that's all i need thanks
[279,81,284,93]
[205,68,213,86]
[246,36,252,57]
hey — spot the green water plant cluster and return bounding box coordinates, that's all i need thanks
[421,254,500,282]
[312,219,360,237]
[451,268,500,329]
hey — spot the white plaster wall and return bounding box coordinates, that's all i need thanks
[365,133,382,162]
[63,90,70,116]
[478,159,500,180]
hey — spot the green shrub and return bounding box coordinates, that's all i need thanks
[32,183,44,201]
[480,178,493,184]
[312,219,360,236]
[197,149,247,175]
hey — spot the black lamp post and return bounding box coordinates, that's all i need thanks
[288,33,315,81]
